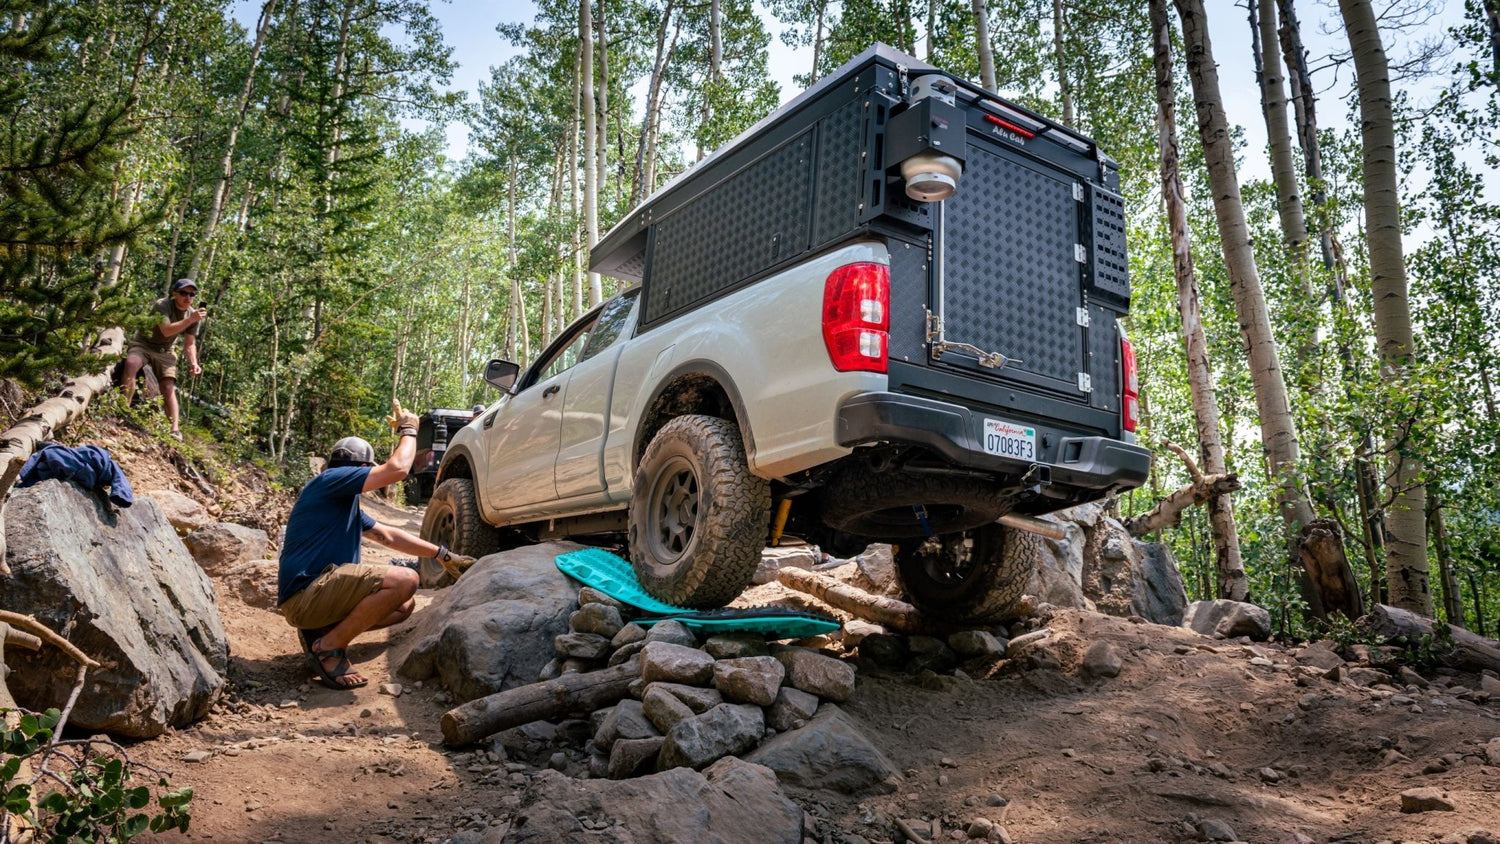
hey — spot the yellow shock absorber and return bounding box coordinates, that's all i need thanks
[769,498,793,546]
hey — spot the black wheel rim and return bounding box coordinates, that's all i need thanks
[905,532,978,589]
[646,454,699,566]
[432,506,456,551]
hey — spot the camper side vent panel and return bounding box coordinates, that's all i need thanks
[813,99,867,246]
[645,132,815,323]
[1088,188,1130,306]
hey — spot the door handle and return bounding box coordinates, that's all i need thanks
[543,384,561,398]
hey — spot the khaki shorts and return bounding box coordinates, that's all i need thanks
[279,563,386,629]
[127,342,179,381]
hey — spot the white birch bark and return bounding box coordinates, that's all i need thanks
[1174,0,1318,548]
[972,0,996,92]
[1150,0,1246,600]
[1338,0,1429,615]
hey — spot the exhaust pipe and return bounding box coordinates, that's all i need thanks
[998,512,1067,541]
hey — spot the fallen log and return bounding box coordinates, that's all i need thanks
[1122,472,1241,537]
[776,567,923,633]
[0,328,124,577]
[441,656,641,746]
[2,622,42,653]
[1356,604,1500,675]
[0,610,100,669]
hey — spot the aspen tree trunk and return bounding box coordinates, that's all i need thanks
[392,294,415,403]
[541,275,555,348]
[1427,496,1463,628]
[895,0,915,53]
[811,0,826,83]
[926,0,936,60]
[699,0,721,163]
[459,249,473,397]
[597,0,612,208]
[1053,0,1073,127]
[546,141,566,343]
[1150,0,1246,601]
[1277,0,1342,285]
[570,105,584,323]
[1486,0,1499,80]
[97,9,158,290]
[505,165,520,361]
[972,0,996,92]
[1338,0,1430,616]
[1175,0,1320,597]
[164,137,204,287]
[186,0,278,283]
[580,0,601,307]
[1252,0,1308,253]
[100,180,144,290]
[1279,0,1386,601]
[1468,571,1487,638]
[633,2,674,208]
[1251,0,1362,609]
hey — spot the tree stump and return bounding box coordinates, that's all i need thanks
[1299,519,1363,622]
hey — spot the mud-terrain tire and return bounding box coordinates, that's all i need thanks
[819,469,1014,539]
[894,524,1029,624]
[629,415,771,608]
[422,477,503,560]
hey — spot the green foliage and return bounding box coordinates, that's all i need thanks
[0,1,155,385]
[0,708,191,842]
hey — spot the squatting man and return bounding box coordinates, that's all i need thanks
[277,399,477,690]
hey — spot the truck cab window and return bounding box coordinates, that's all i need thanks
[538,328,592,382]
[579,288,640,363]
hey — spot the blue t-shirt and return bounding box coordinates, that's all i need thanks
[277,465,377,605]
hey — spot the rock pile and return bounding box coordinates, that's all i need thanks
[517,586,901,792]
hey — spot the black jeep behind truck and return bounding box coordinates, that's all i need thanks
[427,45,1150,623]
[404,409,475,506]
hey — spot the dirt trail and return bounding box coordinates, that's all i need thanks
[134,540,1500,844]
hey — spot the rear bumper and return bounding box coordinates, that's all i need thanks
[835,391,1152,493]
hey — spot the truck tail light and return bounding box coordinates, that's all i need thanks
[1121,336,1139,433]
[823,262,889,373]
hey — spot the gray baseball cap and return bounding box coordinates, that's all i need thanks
[328,436,375,467]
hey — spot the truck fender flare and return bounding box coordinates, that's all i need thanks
[634,360,755,468]
[436,444,480,486]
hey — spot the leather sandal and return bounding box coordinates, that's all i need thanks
[308,646,367,690]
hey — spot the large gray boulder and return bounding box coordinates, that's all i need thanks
[393,542,579,702]
[1017,502,1188,626]
[506,757,802,843]
[746,705,901,795]
[2,480,228,737]
[1185,599,1273,641]
[141,489,213,536]
[183,522,269,575]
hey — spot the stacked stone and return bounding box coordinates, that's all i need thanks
[539,588,887,785]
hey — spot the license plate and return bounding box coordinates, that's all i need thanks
[983,419,1037,461]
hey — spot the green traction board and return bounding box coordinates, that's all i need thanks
[555,548,841,640]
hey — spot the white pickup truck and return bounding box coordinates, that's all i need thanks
[422,45,1151,623]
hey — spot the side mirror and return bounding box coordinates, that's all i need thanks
[484,358,521,393]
